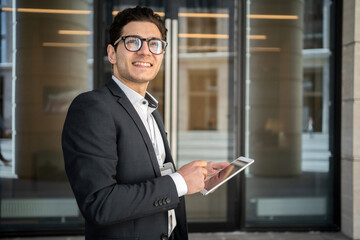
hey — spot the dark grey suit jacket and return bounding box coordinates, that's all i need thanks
[62,79,188,240]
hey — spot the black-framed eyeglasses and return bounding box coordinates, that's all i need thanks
[113,35,167,55]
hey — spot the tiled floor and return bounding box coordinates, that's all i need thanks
[1,232,351,240]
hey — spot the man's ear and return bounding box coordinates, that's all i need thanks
[107,44,116,64]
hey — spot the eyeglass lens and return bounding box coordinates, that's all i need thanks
[124,36,165,54]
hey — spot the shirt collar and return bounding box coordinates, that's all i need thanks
[112,75,158,109]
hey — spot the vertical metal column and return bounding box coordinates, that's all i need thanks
[164,18,179,165]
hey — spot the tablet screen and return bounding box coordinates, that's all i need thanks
[201,157,254,195]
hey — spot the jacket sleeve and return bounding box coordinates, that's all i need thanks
[62,92,180,226]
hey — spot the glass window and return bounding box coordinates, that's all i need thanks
[175,1,237,225]
[0,0,93,233]
[0,0,13,180]
[0,0,339,235]
[244,0,336,227]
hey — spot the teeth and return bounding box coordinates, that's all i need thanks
[133,62,151,67]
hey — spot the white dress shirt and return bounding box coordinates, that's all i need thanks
[112,76,187,235]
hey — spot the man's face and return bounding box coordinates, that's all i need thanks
[108,21,164,86]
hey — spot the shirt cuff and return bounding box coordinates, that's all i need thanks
[169,172,188,197]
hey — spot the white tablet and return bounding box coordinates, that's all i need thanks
[200,156,254,196]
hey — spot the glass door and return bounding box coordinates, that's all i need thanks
[99,0,241,232]
[167,1,240,231]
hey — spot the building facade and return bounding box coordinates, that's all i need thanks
[341,0,360,238]
[0,0,358,239]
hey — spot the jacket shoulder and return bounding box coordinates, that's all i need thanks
[69,86,113,107]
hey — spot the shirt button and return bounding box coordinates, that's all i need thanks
[161,234,169,240]
[142,100,147,105]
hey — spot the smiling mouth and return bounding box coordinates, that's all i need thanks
[133,62,152,67]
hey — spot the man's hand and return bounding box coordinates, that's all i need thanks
[205,161,230,180]
[177,160,207,195]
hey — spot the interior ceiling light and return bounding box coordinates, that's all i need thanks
[179,33,229,39]
[58,30,92,35]
[248,35,267,40]
[112,11,228,18]
[248,14,298,20]
[42,42,89,47]
[1,7,91,14]
[178,13,229,18]
[112,10,165,16]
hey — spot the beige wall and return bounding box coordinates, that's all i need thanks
[341,0,360,239]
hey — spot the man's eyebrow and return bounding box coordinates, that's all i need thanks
[124,34,162,40]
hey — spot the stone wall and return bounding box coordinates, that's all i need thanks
[341,0,360,239]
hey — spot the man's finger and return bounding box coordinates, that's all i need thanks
[202,168,208,179]
[193,160,207,167]
[211,162,230,169]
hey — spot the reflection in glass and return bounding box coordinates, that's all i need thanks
[176,3,236,223]
[0,2,14,178]
[245,0,335,227]
[0,0,93,233]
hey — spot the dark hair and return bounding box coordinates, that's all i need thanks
[109,6,167,47]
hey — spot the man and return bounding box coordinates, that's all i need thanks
[62,6,228,240]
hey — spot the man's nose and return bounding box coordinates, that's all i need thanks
[137,41,152,55]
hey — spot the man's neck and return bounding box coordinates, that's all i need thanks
[115,76,149,97]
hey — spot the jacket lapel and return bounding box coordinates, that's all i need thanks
[106,79,162,177]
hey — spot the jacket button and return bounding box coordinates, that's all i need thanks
[154,200,159,207]
[161,234,169,240]
[166,197,171,204]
